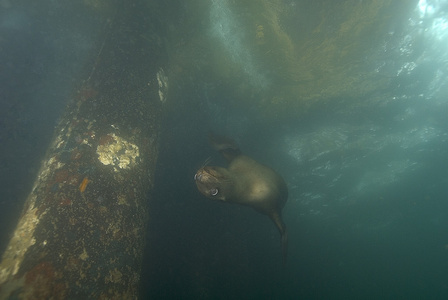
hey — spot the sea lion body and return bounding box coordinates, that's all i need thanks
[195,135,288,263]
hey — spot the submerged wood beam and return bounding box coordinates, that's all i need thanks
[0,1,167,298]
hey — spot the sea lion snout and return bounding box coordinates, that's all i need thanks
[194,168,212,184]
[194,173,202,181]
[194,168,214,194]
[194,167,227,201]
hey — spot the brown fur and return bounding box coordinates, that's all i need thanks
[195,135,288,263]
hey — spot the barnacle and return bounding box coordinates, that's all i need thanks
[96,134,139,172]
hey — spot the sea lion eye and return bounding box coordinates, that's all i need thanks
[194,174,202,181]
[210,188,218,196]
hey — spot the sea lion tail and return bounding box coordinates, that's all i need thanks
[208,133,241,162]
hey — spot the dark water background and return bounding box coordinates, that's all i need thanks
[1,0,448,299]
[0,0,102,255]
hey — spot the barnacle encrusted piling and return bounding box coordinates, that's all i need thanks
[96,134,139,172]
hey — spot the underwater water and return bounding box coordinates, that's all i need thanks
[140,1,448,299]
[1,0,448,299]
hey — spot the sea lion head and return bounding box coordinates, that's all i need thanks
[194,166,233,202]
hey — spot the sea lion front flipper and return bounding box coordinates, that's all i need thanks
[208,133,241,162]
[271,212,288,265]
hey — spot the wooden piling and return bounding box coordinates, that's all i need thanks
[0,1,167,298]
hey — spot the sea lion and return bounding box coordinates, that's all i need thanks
[194,134,288,263]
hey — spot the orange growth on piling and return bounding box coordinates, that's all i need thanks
[79,177,90,193]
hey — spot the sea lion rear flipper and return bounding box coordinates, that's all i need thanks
[208,133,241,162]
[281,230,288,266]
[271,212,288,265]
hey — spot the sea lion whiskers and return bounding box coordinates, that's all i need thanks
[201,156,212,168]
